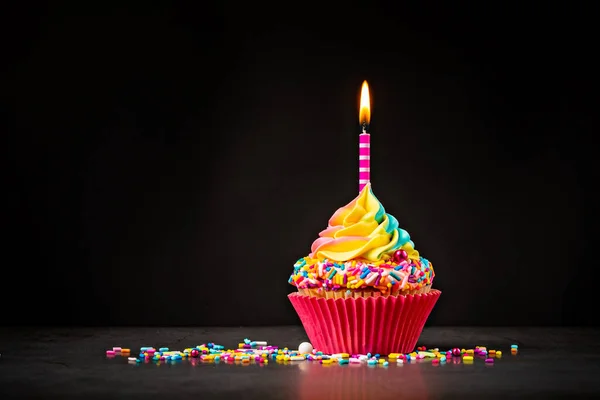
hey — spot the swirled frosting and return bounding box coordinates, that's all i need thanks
[310,183,419,262]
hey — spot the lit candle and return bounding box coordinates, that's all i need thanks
[358,80,371,192]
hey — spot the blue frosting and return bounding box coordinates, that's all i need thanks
[398,229,411,246]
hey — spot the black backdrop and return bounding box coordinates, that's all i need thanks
[4,3,596,326]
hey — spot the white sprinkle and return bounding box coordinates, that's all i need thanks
[364,273,378,285]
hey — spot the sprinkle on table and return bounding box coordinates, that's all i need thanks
[105,340,519,367]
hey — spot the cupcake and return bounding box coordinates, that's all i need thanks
[288,182,440,354]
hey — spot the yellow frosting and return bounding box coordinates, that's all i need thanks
[309,183,418,262]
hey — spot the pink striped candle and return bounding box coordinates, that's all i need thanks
[359,133,370,192]
[358,80,371,192]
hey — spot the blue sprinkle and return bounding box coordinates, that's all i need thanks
[360,270,370,279]
[389,271,401,281]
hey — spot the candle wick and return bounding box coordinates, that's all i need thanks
[361,122,368,133]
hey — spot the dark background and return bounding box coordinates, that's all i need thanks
[3,3,595,327]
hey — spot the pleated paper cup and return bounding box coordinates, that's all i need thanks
[288,290,441,355]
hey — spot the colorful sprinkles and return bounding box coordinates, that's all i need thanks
[106,340,518,367]
[289,253,435,295]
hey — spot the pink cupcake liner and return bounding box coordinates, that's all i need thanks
[288,290,441,354]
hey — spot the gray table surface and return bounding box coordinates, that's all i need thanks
[1,326,599,399]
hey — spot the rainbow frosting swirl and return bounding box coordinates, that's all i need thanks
[310,183,419,263]
[290,183,434,295]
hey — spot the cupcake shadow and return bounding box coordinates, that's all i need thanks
[297,360,428,400]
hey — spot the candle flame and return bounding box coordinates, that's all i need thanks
[359,80,371,127]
